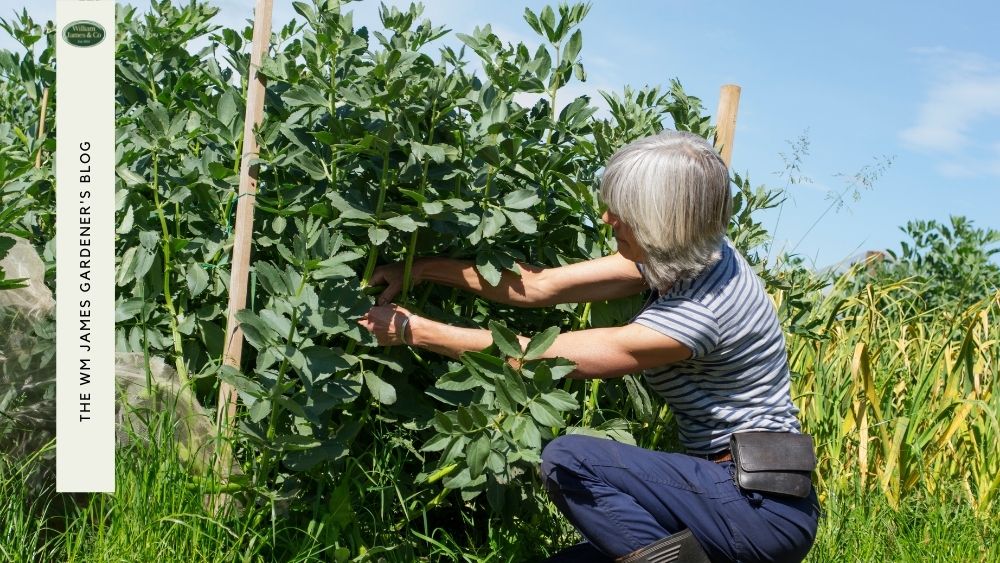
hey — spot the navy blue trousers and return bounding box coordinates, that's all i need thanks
[540,435,820,562]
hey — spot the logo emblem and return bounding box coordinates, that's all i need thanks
[63,21,106,48]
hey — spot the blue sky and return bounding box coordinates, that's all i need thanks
[6,1,998,269]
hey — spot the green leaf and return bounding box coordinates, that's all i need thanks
[475,253,502,287]
[328,192,371,220]
[395,189,426,204]
[481,208,506,239]
[489,321,523,358]
[433,411,454,433]
[364,370,397,405]
[410,141,448,163]
[421,433,451,453]
[116,206,135,234]
[501,365,529,406]
[291,1,315,22]
[564,29,583,62]
[368,226,389,245]
[255,262,290,295]
[528,400,564,428]
[384,215,420,232]
[443,435,469,464]
[625,374,653,421]
[460,351,506,379]
[217,88,240,126]
[541,389,579,411]
[476,145,502,166]
[240,323,269,350]
[502,189,540,210]
[503,209,537,234]
[117,167,145,186]
[442,467,472,490]
[186,264,209,297]
[524,326,561,360]
[116,247,136,286]
[283,440,348,470]
[422,201,444,215]
[302,346,351,381]
[456,406,476,431]
[115,299,144,323]
[272,216,287,234]
[357,353,403,373]
[284,84,328,108]
[134,248,155,281]
[236,310,274,348]
[511,415,541,449]
[139,231,159,250]
[467,435,490,479]
[532,363,554,389]
[547,357,577,380]
[260,309,292,337]
[249,399,271,423]
[218,365,264,398]
[539,5,557,42]
[435,367,486,392]
[493,376,516,412]
[523,8,543,35]
[314,257,360,280]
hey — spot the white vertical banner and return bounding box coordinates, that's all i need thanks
[56,0,115,492]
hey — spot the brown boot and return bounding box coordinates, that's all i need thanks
[614,529,711,563]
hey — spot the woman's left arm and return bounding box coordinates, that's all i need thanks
[358,305,693,379]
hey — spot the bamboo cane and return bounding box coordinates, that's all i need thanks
[714,84,741,168]
[212,0,273,497]
[35,87,49,169]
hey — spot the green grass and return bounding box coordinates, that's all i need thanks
[808,487,999,562]
[4,428,997,562]
[0,410,566,562]
[1,415,335,562]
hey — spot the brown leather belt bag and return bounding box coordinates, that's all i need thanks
[729,431,816,498]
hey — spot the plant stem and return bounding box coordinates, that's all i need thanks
[401,103,439,303]
[362,144,393,285]
[256,271,310,486]
[546,45,560,145]
[648,404,670,450]
[150,153,190,386]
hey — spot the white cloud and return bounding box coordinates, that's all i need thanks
[899,48,1000,177]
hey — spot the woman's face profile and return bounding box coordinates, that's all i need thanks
[602,210,644,262]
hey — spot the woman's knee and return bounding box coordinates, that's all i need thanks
[541,434,587,469]
[540,434,610,483]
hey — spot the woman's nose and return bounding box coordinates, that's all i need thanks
[601,210,611,224]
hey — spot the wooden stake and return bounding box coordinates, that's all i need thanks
[35,87,49,169]
[714,84,741,168]
[214,0,273,485]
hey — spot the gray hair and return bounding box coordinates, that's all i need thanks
[600,130,732,291]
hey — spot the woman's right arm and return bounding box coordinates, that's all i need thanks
[371,252,647,307]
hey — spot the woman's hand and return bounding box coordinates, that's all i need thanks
[357,304,416,346]
[369,261,423,305]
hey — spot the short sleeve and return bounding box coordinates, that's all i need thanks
[632,297,720,358]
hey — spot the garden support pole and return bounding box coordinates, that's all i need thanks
[714,84,741,167]
[213,0,273,493]
[35,87,49,169]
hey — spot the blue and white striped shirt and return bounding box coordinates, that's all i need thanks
[633,238,801,454]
